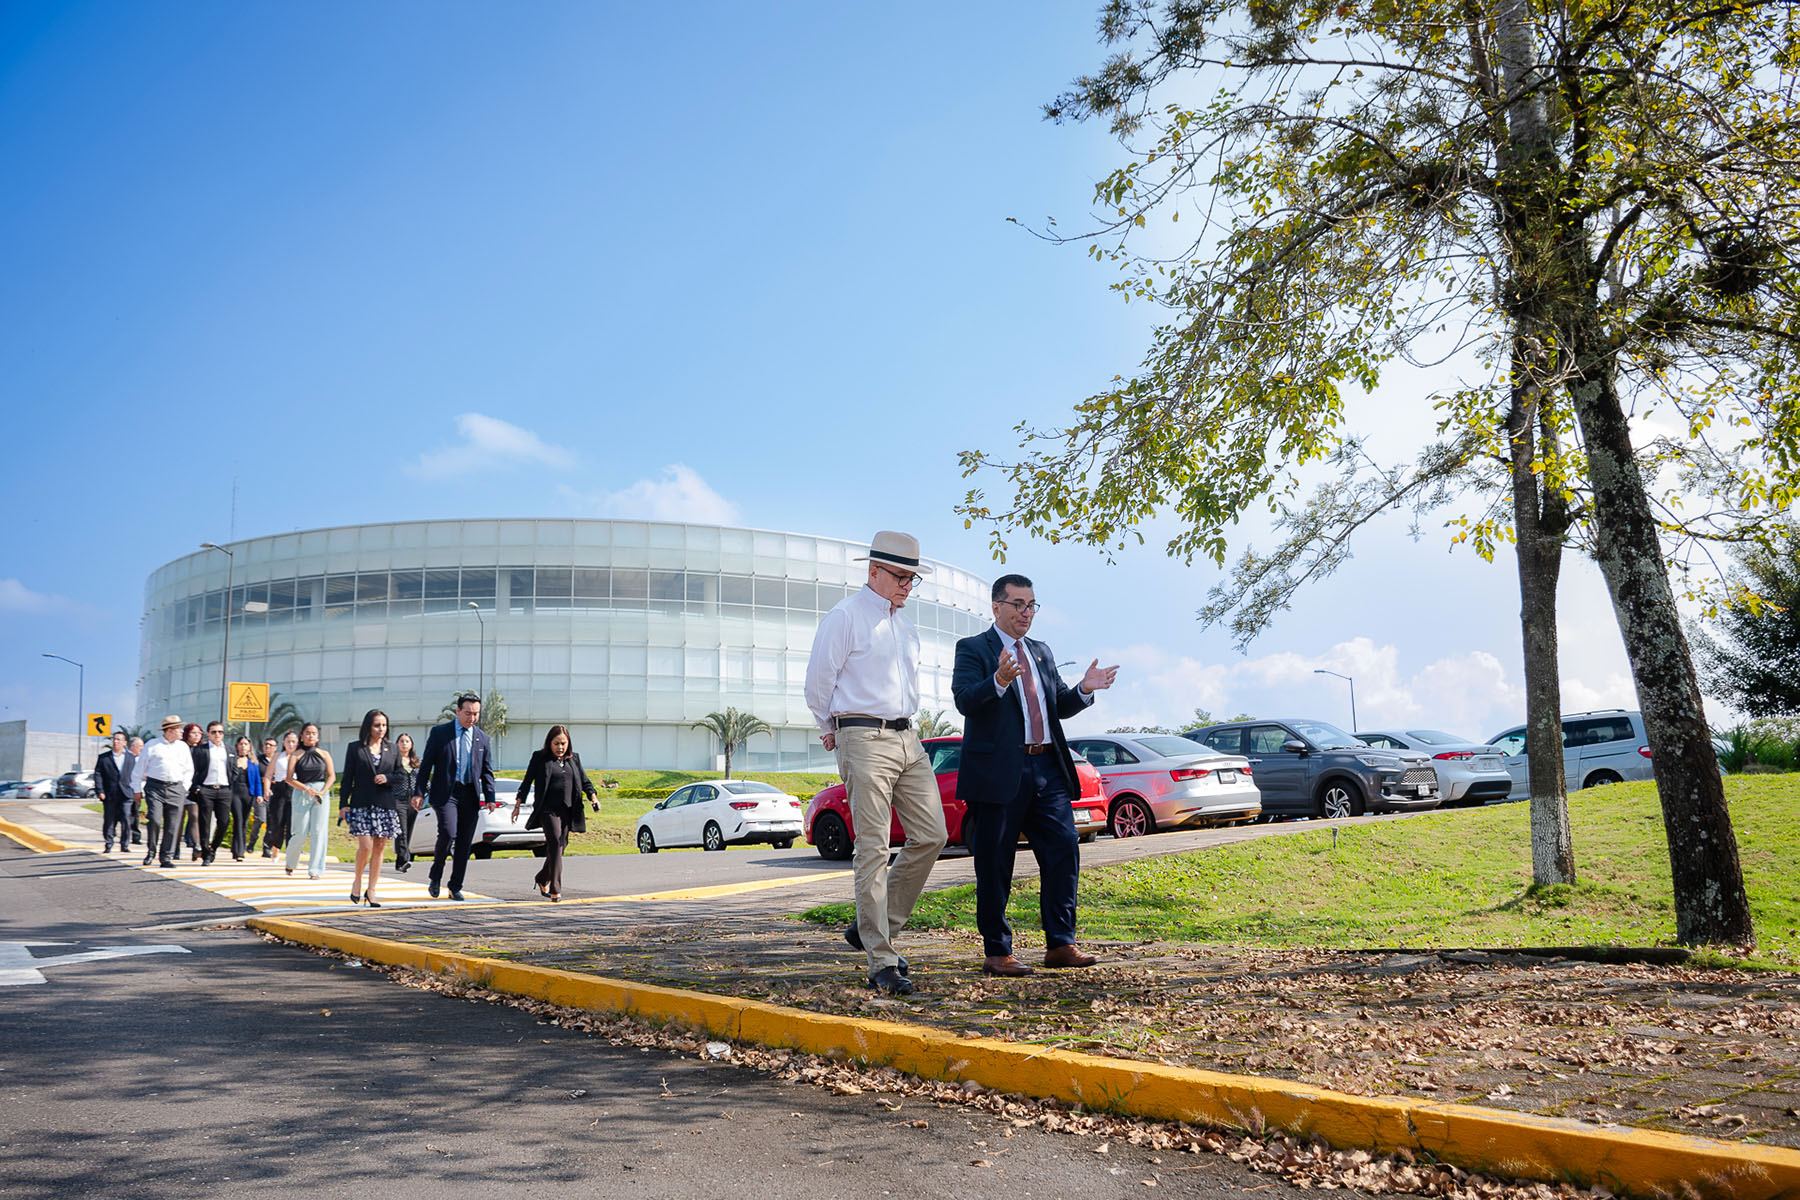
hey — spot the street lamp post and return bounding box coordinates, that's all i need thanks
[466,601,485,702]
[200,543,236,728]
[1313,668,1357,730]
[41,653,84,770]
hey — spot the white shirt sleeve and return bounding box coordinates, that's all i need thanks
[804,606,854,734]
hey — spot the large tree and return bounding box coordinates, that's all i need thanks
[962,0,1800,944]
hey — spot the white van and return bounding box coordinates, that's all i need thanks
[1487,710,1655,798]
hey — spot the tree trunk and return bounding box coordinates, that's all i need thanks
[1506,365,1576,885]
[1565,336,1755,947]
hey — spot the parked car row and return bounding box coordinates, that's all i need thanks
[0,778,56,799]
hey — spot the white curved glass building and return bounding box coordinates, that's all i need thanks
[138,521,992,770]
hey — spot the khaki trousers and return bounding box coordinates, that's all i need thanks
[834,725,948,973]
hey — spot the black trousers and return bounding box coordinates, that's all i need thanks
[969,754,1082,959]
[265,783,291,851]
[534,810,572,895]
[126,793,142,843]
[393,805,419,869]
[101,792,132,849]
[430,783,481,892]
[194,785,231,861]
[211,791,249,859]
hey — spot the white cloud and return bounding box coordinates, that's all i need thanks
[405,413,576,479]
[558,464,740,525]
[1088,636,1530,739]
[0,578,59,613]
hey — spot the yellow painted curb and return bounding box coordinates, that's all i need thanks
[251,916,1800,1200]
[0,815,74,853]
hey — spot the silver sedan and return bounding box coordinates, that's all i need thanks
[1066,734,1261,837]
[1354,729,1514,805]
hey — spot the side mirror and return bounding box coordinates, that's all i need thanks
[1281,739,1310,755]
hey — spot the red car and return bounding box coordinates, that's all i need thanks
[803,736,1108,861]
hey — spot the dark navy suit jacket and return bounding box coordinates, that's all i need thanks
[950,627,1090,804]
[413,720,496,807]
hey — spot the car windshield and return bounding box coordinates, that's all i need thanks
[1289,720,1364,749]
[1133,735,1218,758]
[721,780,782,794]
[1405,729,1473,745]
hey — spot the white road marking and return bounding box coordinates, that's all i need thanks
[0,941,190,986]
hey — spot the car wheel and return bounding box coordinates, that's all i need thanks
[702,822,725,851]
[813,812,852,860]
[1583,769,1622,788]
[771,837,794,850]
[471,845,493,860]
[1318,781,1363,820]
[636,827,657,854]
[1108,796,1155,838]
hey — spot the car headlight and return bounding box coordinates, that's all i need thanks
[1354,754,1397,769]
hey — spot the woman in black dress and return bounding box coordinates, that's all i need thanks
[338,709,402,906]
[512,725,597,901]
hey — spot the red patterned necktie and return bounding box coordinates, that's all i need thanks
[1015,639,1046,743]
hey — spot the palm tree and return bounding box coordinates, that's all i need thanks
[915,708,959,739]
[262,693,307,744]
[691,707,771,779]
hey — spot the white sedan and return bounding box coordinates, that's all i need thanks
[636,779,804,853]
[408,779,537,858]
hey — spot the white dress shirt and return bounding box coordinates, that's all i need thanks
[804,585,921,734]
[204,742,228,786]
[131,738,195,793]
[269,751,289,784]
[991,626,1092,739]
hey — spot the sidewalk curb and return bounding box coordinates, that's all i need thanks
[251,915,1800,1199]
[0,816,74,854]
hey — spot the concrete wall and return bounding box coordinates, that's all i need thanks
[0,721,92,781]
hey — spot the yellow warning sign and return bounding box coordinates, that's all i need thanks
[227,683,269,723]
[88,713,111,737]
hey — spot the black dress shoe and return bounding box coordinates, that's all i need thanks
[448,890,464,901]
[428,881,440,898]
[142,853,155,866]
[159,859,175,869]
[843,924,908,975]
[868,965,914,996]
[395,861,411,873]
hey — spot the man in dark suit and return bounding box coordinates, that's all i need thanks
[123,737,143,846]
[412,692,496,900]
[94,732,133,853]
[952,573,1118,977]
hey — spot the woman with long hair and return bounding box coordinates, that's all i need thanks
[338,709,402,906]
[179,722,205,860]
[219,735,262,862]
[390,732,421,873]
[512,724,597,902]
[265,730,298,857]
[284,723,335,880]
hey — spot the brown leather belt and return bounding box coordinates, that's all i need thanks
[1024,743,1052,755]
[834,716,911,731]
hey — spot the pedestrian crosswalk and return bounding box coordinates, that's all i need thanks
[121,852,495,913]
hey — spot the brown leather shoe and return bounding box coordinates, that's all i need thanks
[983,954,1034,977]
[1043,945,1098,969]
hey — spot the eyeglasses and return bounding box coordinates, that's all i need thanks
[997,599,1042,614]
[876,565,923,589]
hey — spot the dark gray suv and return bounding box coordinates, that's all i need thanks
[1183,718,1441,819]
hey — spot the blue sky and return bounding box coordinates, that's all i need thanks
[0,0,1655,749]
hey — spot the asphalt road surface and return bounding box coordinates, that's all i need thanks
[0,840,1312,1199]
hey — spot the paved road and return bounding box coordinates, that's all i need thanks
[0,840,1315,1198]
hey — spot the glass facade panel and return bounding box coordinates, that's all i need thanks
[138,520,987,770]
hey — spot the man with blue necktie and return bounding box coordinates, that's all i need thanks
[413,692,496,900]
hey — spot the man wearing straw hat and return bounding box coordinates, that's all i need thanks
[804,530,948,996]
[129,715,197,869]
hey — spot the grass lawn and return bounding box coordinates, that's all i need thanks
[805,774,1800,968]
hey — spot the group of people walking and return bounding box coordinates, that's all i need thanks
[88,693,595,905]
[804,530,1119,995]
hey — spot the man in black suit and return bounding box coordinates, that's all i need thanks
[951,573,1118,977]
[412,692,496,900]
[94,732,133,853]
